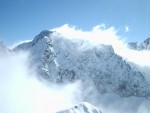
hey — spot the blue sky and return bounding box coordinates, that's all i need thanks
[0,0,150,46]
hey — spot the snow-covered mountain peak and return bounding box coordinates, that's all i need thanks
[32,30,54,45]
[14,30,55,51]
[35,30,53,38]
[57,102,102,113]
[128,37,150,50]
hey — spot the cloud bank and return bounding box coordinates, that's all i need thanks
[0,51,81,113]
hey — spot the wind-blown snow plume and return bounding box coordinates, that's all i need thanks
[53,24,125,50]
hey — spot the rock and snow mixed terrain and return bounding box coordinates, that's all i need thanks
[14,30,150,97]
[128,37,150,50]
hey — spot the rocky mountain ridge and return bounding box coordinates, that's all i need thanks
[13,30,150,97]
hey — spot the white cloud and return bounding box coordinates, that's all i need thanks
[0,51,81,113]
[117,49,150,66]
[52,24,126,51]
[96,93,150,113]
[125,26,129,32]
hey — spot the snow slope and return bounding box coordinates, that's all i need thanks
[57,102,102,113]
[14,30,150,97]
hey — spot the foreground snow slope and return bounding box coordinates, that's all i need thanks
[57,102,102,113]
